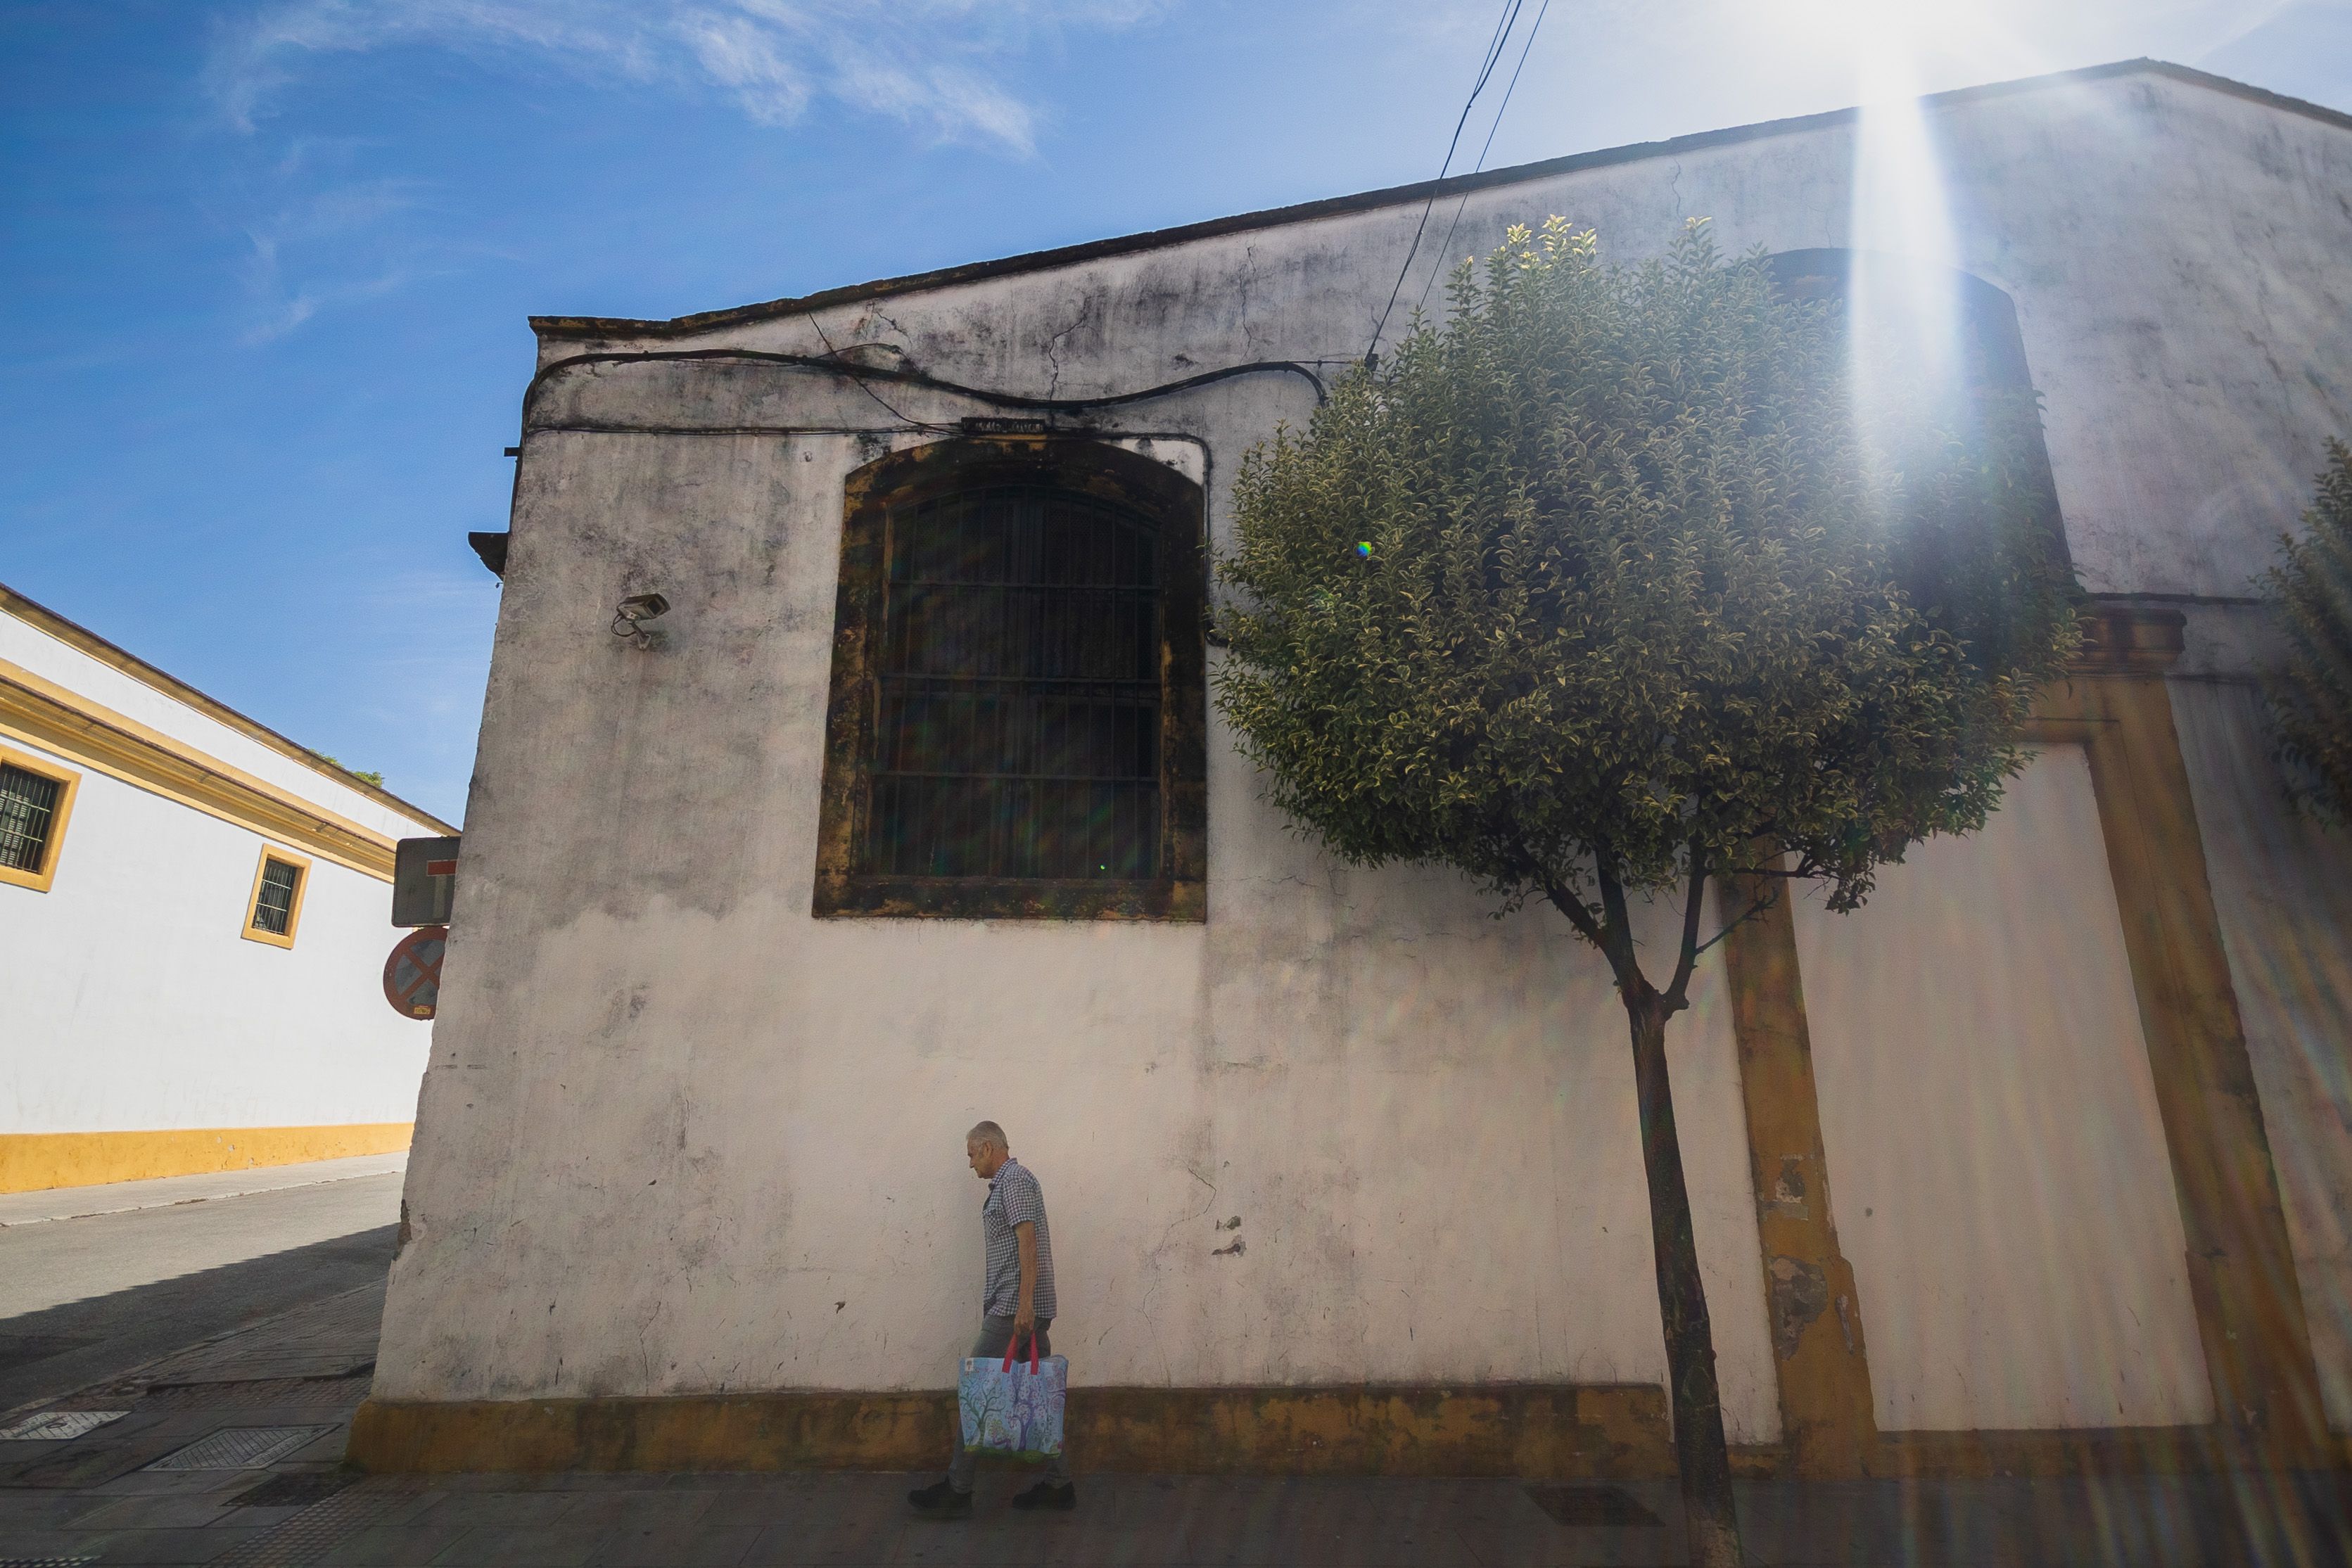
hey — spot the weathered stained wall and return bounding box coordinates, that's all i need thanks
[530,72,2351,606]
[374,424,1782,1437]
[1793,745,2213,1432]
[379,63,2352,1446]
[2171,682,2352,1432]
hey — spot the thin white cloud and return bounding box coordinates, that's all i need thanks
[205,0,1162,340]
[241,255,427,345]
[673,8,812,126]
[212,0,1162,153]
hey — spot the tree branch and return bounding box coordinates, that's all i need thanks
[1661,839,1710,1013]
[1593,852,1644,994]
[1538,867,1608,951]
[1691,881,1781,962]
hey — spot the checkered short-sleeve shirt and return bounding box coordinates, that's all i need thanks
[981,1158,1057,1320]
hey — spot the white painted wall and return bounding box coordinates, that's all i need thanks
[375,428,1782,1433]
[535,70,2349,608]
[2170,681,2352,1434]
[2,604,446,1137]
[379,65,2352,1427]
[0,610,424,841]
[1,734,434,1132]
[1793,746,2212,1431]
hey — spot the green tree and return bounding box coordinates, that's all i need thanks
[2261,440,2352,824]
[1214,219,2078,1566]
[314,753,387,788]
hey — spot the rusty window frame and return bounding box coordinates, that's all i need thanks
[813,437,1207,922]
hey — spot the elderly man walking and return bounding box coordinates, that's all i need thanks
[908,1121,1076,1516]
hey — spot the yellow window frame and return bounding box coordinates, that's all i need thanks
[0,741,82,893]
[241,845,312,949]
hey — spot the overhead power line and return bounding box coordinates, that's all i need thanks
[1413,0,1553,320]
[1364,0,1528,365]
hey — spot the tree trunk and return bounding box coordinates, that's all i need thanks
[1625,990,1745,1568]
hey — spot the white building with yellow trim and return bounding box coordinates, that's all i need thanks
[0,582,454,1194]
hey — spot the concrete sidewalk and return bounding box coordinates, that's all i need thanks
[0,1152,408,1230]
[5,1444,2348,1565]
[3,1289,2346,1568]
[1,1180,2346,1566]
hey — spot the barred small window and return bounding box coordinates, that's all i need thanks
[251,858,303,936]
[0,763,61,874]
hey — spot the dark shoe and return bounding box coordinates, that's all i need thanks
[908,1478,972,1517]
[1011,1479,1077,1511]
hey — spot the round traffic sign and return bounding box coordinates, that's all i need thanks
[383,926,448,1020]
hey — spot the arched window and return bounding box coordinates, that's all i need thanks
[813,438,1207,921]
[1767,249,2075,672]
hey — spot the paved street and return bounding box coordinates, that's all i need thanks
[1,1158,2347,1566]
[0,1156,402,1417]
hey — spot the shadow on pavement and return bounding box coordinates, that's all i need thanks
[0,1224,395,1416]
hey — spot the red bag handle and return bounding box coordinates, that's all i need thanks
[1000,1332,1041,1375]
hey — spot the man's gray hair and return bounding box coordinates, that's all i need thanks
[967,1121,1009,1149]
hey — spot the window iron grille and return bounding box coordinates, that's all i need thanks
[0,763,60,874]
[252,858,302,936]
[867,485,1162,881]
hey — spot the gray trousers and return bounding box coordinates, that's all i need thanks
[948,1314,1070,1489]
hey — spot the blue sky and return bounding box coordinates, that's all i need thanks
[4,0,2348,824]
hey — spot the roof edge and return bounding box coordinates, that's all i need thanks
[1,581,460,835]
[531,58,2352,343]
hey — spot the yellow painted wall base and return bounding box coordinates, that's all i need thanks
[0,1123,413,1194]
[348,1384,1674,1479]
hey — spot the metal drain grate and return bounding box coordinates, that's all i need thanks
[0,1557,98,1567]
[1523,1484,1665,1526]
[211,1484,423,1567]
[0,1410,127,1441]
[145,1424,334,1470]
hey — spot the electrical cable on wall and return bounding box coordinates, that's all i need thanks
[519,348,1328,440]
[801,312,955,433]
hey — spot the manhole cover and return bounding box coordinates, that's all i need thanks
[1523,1484,1665,1526]
[231,1469,357,1508]
[145,1425,335,1470]
[0,1410,127,1441]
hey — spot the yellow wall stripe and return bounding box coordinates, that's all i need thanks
[350,1384,1675,1478]
[1,582,456,834]
[0,659,402,880]
[0,1123,413,1193]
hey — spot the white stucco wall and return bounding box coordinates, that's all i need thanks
[1793,745,2212,1431]
[379,65,2352,1427]
[1,736,433,1132]
[0,609,424,841]
[375,427,1782,1432]
[2170,681,2352,1434]
[534,70,2351,609]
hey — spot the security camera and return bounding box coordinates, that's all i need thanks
[615,592,670,623]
